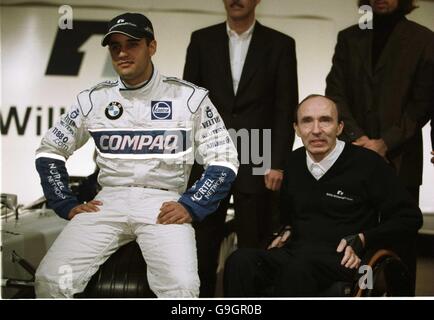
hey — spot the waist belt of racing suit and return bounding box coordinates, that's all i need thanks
[127,185,170,192]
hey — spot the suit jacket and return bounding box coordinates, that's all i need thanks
[326,18,434,187]
[184,22,298,193]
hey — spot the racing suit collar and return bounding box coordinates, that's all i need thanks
[118,63,157,92]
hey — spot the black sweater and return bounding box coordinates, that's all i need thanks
[280,144,422,250]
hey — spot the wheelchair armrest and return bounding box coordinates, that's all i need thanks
[364,249,400,266]
[354,248,409,297]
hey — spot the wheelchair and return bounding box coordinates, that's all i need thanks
[262,226,414,297]
[322,248,412,297]
[78,236,412,298]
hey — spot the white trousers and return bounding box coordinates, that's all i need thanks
[35,187,199,298]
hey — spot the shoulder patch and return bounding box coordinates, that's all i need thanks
[163,77,209,114]
[76,80,118,117]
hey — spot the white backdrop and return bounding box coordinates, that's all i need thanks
[1,0,433,213]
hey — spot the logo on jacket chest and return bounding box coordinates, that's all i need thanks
[151,101,172,120]
[89,129,191,158]
[325,190,354,202]
[105,101,123,120]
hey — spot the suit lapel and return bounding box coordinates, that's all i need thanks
[356,28,373,78]
[374,18,409,74]
[237,22,266,95]
[216,23,235,98]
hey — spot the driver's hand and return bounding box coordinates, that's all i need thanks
[68,200,103,220]
[157,201,192,224]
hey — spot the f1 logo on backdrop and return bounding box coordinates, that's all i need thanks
[1,20,109,137]
[45,20,108,76]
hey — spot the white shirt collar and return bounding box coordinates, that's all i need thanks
[306,140,345,180]
[226,21,255,39]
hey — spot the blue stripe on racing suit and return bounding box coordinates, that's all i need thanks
[178,165,236,221]
[35,157,80,220]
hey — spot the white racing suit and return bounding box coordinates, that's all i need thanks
[34,68,238,298]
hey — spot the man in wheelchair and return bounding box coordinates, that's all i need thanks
[224,95,423,297]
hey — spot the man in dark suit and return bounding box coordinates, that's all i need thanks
[325,0,434,295]
[326,0,434,202]
[183,0,298,297]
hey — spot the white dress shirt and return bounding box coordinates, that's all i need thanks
[306,140,345,180]
[227,22,255,94]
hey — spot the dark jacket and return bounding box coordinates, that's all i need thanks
[326,18,434,187]
[184,21,298,193]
